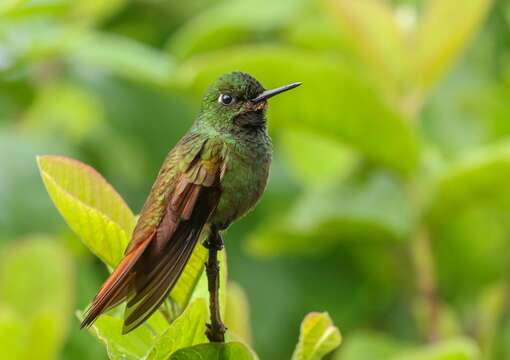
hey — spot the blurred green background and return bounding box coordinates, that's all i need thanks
[1,0,510,359]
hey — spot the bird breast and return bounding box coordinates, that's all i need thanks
[210,136,272,230]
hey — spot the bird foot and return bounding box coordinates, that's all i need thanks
[203,232,224,251]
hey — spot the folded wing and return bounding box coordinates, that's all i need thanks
[81,136,227,333]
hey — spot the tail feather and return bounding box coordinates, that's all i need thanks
[122,238,196,333]
[80,239,151,329]
[80,186,219,334]
[122,204,211,333]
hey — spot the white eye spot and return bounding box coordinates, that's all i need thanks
[218,93,235,106]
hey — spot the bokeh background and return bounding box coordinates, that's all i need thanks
[1,0,510,359]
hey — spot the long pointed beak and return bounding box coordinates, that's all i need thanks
[251,82,302,103]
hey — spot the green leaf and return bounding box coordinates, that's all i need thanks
[68,0,126,24]
[284,15,350,53]
[427,142,510,226]
[147,299,208,360]
[414,0,493,92]
[25,310,67,360]
[167,0,304,59]
[0,21,174,87]
[37,155,135,267]
[170,342,257,360]
[225,282,252,345]
[69,31,175,87]
[179,46,418,173]
[23,82,103,141]
[0,0,26,15]
[169,245,208,316]
[0,308,23,359]
[0,238,73,360]
[247,172,412,257]
[292,312,341,360]
[432,207,510,297]
[0,237,72,322]
[279,130,356,187]
[0,307,69,360]
[393,338,480,360]
[82,312,156,360]
[329,0,408,96]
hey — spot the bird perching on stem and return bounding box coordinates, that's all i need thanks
[80,72,302,341]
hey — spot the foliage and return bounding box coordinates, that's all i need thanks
[292,312,341,360]
[1,0,510,359]
[37,155,339,358]
[0,237,72,360]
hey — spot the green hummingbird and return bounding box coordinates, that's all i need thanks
[80,72,301,336]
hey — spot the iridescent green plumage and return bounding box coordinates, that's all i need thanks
[81,72,301,334]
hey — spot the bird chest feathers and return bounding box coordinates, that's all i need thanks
[211,134,272,229]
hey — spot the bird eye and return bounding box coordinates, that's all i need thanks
[218,93,235,106]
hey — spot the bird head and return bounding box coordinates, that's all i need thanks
[198,71,301,132]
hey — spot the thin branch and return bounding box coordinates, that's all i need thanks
[204,230,226,342]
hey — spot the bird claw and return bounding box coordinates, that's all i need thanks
[203,232,224,251]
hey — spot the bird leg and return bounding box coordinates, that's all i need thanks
[203,228,226,342]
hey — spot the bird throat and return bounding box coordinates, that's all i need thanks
[233,109,266,129]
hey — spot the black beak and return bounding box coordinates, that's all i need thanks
[251,82,302,103]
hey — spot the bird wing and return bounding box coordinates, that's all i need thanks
[81,134,227,333]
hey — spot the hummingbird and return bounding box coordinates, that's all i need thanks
[80,72,301,335]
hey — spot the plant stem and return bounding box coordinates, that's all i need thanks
[411,226,440,342]
[204,229,226,342]
[405,175,441,343]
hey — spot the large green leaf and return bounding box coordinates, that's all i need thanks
[69,31,175,87]
[68,0,126,24]
[426,142,510,295]
[247,172,413,257]
[37,155,135,267]
[178,46,419,173]
[284,15,351,53]
[292,312,341,360]
[0,238,73,360]
[0,21,174,87]
[147,299,208,360]
[329,0,408,96]
[82,312,155,360]
[432,207,510,298]
[413,0,493,93]
[170,342,257,360]
[279,130,356,187]
[0,237,72,322]
[26,310,68,360]
[427,143,510,226]
[167,0,304,59]
[0,0,25,15]
[0,308,23,359]
[169,245,208,317]
[24,82,103,142]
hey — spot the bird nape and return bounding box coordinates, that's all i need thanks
[80,72,302,340]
